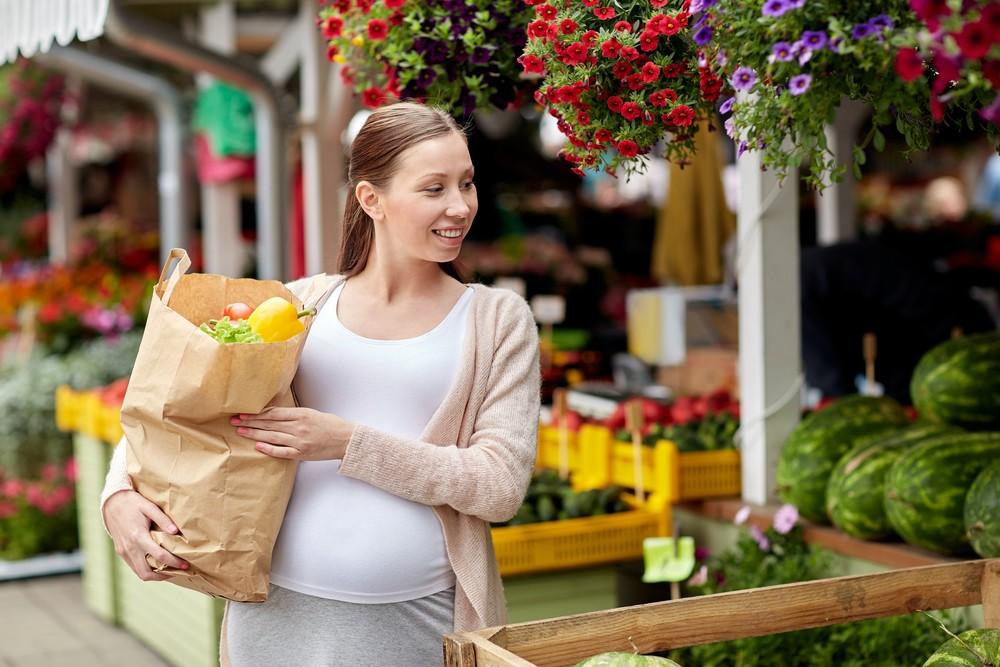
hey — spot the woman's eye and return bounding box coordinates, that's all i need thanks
[425,187,443,194]
[462,180,475,189]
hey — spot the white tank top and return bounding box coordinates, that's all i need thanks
[269,282,472,603]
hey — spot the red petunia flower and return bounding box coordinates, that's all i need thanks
[983,59,1000,90]
[558,18,578,34]
[621,101,642,120]
[367,18,388,40]
[537,4,558,20]
[954,20,990,60]
[593,6,616,19]
[662,62,686,78]
[607,95,624,112]
[666,104,695,126]
[612,61,633,78]
[627,73,646,90]
[621,46,641,61]
[528,19,549,40]
[578,110,591,125]
[582,30,599,44]
[894,48,924,83]
[601,39,622,58]
[617,139,639,157]
[519,54,545,74]
[639,30,659,52]
[523,0,544,5]
[641,61,661,83]
[561,41,589,65]
[983,4,1000,42]
[362,86,386,108]
[581,0,599,6]
[326,44,339,61]
[650,0,669,7]
[932,50,960,94]
[648,90,668,107]
[614,20,633,32]
[333,0,351,12]
[533,89,547,105]
[595,128,613,143]
[661,87,677,102]
[930,94,944,122]
[642,111,656,126]
[321,16,344,39]
[384,0,406,7]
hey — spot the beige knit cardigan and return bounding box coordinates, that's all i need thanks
[100,273,541,634]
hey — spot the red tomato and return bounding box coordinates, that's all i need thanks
[224,302,254,320]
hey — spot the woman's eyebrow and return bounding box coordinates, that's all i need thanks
[417,167,475,180]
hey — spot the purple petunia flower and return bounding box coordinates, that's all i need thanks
[869,14,893,31]
[725,116,737,139]
[416,68,437,89]
[719,96,735,114]
[773,504,800,534]
[789,73,812,95]
[829,35,844,52]
[737,140,749,157]
[691,0,718,12]
[694,25,714,45]
[787,0,805,7]
[980,94,1000,126]
[730,66,758,91]
[771,41,795,62]
[470,46,492,64]
[851,22,873,39]
[801,30,827,50]
[793,40,814,65]
[762,0,789,17]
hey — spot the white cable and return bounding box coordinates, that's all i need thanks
[731,372,804,448]
[733,181,784,277]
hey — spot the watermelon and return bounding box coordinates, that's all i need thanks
[965,459,1000,558]
[911,332,1000,430]
[777,395,909,524]
[826,423,956,540]
[923,628,1000,667]
[573,653,682,667]
[885,432,1000,555]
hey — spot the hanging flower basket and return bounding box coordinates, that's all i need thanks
[319,0,534,116]
[696,0,999,187]
[519,0,719,178]
[0,60,66,193]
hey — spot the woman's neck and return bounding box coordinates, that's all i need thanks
[351,251,454,304]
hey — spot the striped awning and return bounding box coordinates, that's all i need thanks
[0,0,109,65]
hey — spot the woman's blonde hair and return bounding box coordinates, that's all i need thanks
[337,102,467,279]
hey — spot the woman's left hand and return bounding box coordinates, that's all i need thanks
[231,407,355,461]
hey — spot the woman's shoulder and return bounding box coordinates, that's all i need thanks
[469,283,535,329]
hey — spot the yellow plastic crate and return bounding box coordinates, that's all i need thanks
[491,495,670,577]
[578,426,741,503]
[55,385,82,432]
[535,424,582,477]
[56,386,123,446]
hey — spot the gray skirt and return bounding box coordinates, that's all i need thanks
[225,585,455,667]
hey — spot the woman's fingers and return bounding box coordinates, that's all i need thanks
[141,534,189,571]
[254,442,299,459]
[138,496,179,534]
[237,425,295,445]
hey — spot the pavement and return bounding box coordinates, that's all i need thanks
[0,574,168,667]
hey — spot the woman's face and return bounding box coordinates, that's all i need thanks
[369,132,477,266]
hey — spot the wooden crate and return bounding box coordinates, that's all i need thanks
[73,432,118,624]
[444,559,1000,666]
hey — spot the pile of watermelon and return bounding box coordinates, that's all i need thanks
[778,332,1000,557]
[923,628,1000,666]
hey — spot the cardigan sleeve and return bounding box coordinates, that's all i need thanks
[337,296,541,523]
[99,436,134,534]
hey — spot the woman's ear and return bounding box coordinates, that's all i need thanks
[355,181,383,222]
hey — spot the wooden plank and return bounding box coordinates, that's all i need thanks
[497,560,988,667]
[450,630,536,667]
[984,560,1000,628]
[443,633,478,667]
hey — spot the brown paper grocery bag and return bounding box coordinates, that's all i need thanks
[120,248,318,602]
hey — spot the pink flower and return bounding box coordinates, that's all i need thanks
[41,463,59,482]
[750,524,770,551]
[2,480,23,498]
[687,564,708,586]
[0,501,17,519]
[773,504,799,534]
[64,459,77,483]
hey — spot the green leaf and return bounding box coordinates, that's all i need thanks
[873,128,885,152]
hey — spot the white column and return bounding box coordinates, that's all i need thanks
[299,0,340,275]
[199,1,246,277]
[46,128,77,264]
[816,100,869,245]
[737,151,801,505]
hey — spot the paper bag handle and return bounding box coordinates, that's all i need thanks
[159,248,192,306]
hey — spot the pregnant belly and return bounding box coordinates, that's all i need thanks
[269,460,453,602]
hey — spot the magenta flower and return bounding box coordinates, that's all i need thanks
[770,41,795,62]
[762,0,789,17]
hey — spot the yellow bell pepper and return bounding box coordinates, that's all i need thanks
[247,297,316,343]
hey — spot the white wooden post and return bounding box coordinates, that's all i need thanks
[737,151,801,505]
[46,127,77,264]
[199,1,246,277]
[816,100,869,246]
[299,0,340,275]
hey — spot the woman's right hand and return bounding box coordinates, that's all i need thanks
[103,489,189,581]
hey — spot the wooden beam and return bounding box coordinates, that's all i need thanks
[492,560,988,667]
[260,16,302,85]
[984,559,1000,628]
